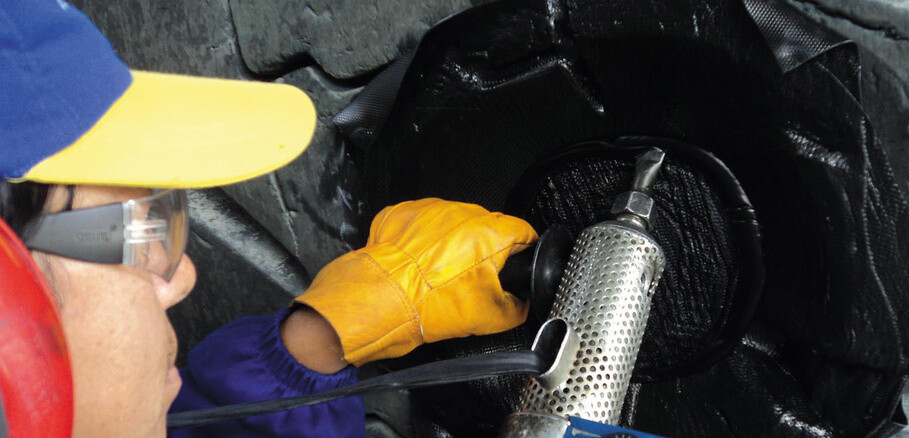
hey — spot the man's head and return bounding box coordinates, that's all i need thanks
[0,0,317,436]
[26,185,197,437]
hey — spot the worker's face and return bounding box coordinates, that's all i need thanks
[33,185,196,438]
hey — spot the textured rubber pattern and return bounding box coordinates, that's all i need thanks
[346,0,909,436]
[742,0,853,73]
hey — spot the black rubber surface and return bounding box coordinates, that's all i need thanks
[64,0,909,437]
[352,0,909,436]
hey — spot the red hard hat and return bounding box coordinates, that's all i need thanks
[0,217,73,437]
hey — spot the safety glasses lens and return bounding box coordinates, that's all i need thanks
[123,190,188,281]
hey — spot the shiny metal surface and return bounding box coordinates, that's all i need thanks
[629,148,666,193]
[518,222,665,424]
[611,148,666,230]
[610,190,655,228]
[498,413,570,438]
[531,318,581,390]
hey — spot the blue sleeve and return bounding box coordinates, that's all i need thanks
[168,308,365,438]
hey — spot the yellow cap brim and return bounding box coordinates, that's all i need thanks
[23,70,316,188]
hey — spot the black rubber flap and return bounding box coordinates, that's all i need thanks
[342,0,909,436]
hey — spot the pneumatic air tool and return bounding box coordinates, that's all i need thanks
[500,148,668,437]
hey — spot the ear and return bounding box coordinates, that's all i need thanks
[0,217,73,438]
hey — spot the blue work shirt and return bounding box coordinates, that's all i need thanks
[168,308,365,437]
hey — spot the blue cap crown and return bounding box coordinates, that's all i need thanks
[0,0,132,179]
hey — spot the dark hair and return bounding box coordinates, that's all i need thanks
[0,181,51,237]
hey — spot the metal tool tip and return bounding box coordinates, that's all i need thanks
[638,148,665,167]
[631,148,666,194]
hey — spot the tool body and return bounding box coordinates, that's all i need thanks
[501,149,668,436]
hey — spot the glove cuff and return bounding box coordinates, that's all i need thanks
[295,251,423,366]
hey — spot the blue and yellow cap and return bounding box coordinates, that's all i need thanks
[0,0,316,188]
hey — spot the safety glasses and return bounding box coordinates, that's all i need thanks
[23,189,189,281]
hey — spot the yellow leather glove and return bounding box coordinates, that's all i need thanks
[295,198,538,366]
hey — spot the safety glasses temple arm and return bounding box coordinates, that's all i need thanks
[22,204,125,264]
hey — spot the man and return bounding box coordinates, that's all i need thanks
[0,0,537,436]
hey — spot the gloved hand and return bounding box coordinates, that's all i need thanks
[295,198,538,366]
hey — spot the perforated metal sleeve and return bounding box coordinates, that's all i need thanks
[518,222,665,424]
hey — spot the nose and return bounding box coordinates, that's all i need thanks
[155,254,196,309]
